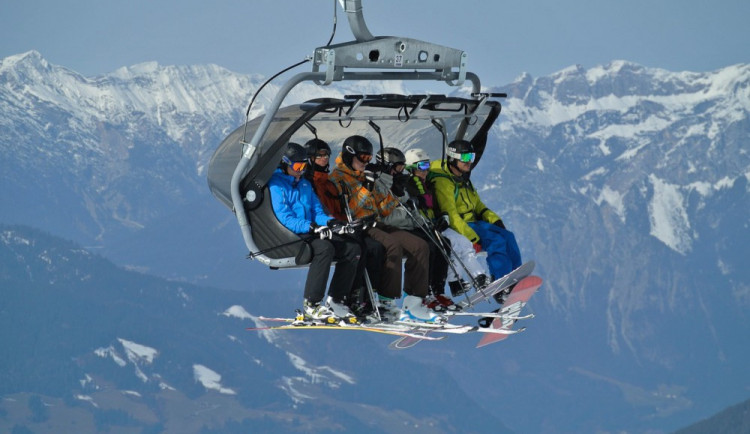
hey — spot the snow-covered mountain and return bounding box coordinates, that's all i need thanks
[1,224,506,433]
[479,60,749,334]
[1,51,748,433]
[0,51,407,246]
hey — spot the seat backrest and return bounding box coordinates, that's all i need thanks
[246,186,312,266]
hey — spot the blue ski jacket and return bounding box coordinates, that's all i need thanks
[268,168,332,234]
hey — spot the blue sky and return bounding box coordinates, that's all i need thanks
[1,0,748,86]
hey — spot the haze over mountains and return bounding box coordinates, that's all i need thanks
[1,51,748,433]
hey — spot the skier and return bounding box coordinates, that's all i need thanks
[329,135,438,323]
[268,142,361,322]
[376,147,458,312]
[403,147,490,302]
[303,138,339,215]
[303,138,385,317]
[430,140,522,302]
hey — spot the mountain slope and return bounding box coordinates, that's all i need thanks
[0,224,509,433]
[673,397,750,434]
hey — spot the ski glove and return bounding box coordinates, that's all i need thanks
[363,170,377,191]
[434,216,450,232]
[493,219,506,230]
[327,219,355,235]
[404,197,420,211]
[354,215,378,230]
[310,223,333,240]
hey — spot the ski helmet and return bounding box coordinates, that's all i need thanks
[342,135,374,167]
[377,147,406,165]
[280,142,308,172]
[304,138,331,158]
[404,148,431,171]
[446,140,475,168]
[304,138,331,172]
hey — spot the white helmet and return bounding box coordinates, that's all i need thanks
[404,148,431,167]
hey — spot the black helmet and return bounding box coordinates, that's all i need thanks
[281,142,307,169]
[343,135,373,155]
[377,147,406,165]
[342,135,374,168]
[447,139,474,156]
[304,138,331,172]
[304,138,331,158]
[446,139,475,164]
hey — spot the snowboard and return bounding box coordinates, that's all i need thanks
[456,260,535,309]
[476,275,543,348]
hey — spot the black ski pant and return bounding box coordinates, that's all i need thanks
[304,236,361,304]
[348,234,385,304]
[410,229,450,295]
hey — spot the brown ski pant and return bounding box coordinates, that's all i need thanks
[365,226,429,299]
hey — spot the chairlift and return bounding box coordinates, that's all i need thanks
[207,0,507,269]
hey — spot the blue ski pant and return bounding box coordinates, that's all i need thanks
[468,221,522,279]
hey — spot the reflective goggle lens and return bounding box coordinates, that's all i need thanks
[315,152,330,158]
[291,161,308,172]
[357,153,373,163]
[416,160,431,171]
[459,152,475,163]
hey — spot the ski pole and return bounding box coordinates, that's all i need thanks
[397,202,475,304]
[338,181,381,321]
[399,201,493,304]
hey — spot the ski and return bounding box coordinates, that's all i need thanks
[445,311,535,320]
[388,262,537,350]
[252,270,541,350]
[392,321,520,335]
[250,315,519,340]
[457,261,535,309]
[247,322,446,341]
[388,323,524,350]
[476,275,543,348]
[388,330,434,350]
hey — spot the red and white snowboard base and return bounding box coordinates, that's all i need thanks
[476,275,543,348]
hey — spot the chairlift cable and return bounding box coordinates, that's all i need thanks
[242,58,311,144]
[325,0,338,47]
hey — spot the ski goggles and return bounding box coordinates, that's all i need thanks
[290,161,308,172]
[314,151,331,159]
[414,160,431,171]
[447,150,475,163]
[283,155,308,172]
[356,153,373,163]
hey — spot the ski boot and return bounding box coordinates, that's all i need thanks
[474,274,490,290]
[348,299,374,321]
[492,281,517,305]
[425,293,461,312]
[326,296,360,325]
[303,299,338,324]
[399,295,442,323]
[448,279,472,297]
[376,296,401,323]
